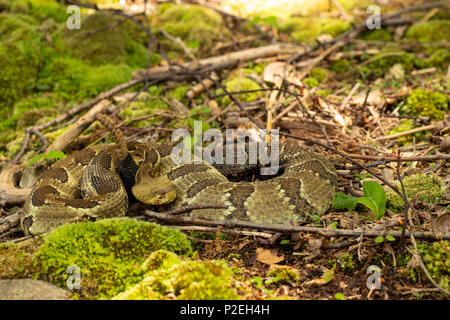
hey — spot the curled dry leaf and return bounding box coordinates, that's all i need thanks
[433,212,450,233]
[256,248,284,265]
[263,62,293,84]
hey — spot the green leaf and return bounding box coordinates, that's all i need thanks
[332,192,358,211]
[374,236,384,243]
[321,263,336,284]
[361,181,386,219]
[332,181,386,220]
[385,234,396,242]
[26,153,45,168]
[44,150,66,161]
[335,292,347,300]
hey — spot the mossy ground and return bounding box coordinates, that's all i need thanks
[385,174,446,211]
[31,218,192,299]
[113,250,239,300]
[400,88,448,120]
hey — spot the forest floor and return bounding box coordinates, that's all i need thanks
[0,0,449,300]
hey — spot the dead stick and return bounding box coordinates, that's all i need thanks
[375,124,435,141]
[143,211,450,240]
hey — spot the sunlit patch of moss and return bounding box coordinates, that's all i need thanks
[387,119,430,146]
[278,17,351,43]
[386,174,445,211]
[167,85,190,102]
[33,218,192,299]
[38,57,132,100]
[363,50,415,77]
[113,250,239,300]
[0,13,42,120]
[311,67,328,83]
[153,4,229,54]
[316,89,331,97]
[265,267,300,286]
[406,241,449,291]
[405,20,450,42]
[59,11,149,67]
[415,49,450,71]
[360,29,392,41]
[0,239,42,279]
[400,88,448,120]
[216,77,263,106]
[330,59,350,74]
[303,77,319,88]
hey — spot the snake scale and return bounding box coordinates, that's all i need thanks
[21,115,337,235]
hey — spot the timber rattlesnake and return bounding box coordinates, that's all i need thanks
[21,115,337,235]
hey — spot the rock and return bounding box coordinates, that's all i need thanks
[0,279,70,300]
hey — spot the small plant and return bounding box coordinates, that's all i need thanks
[26,150,66,168]
[332,181,386,220]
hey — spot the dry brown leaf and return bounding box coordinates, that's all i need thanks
[256,248,284,265]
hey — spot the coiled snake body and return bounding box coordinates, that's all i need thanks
[21,115,337,235]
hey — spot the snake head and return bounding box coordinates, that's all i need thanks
[132,148,177,205]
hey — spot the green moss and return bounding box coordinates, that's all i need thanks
[0,240,41,279]
[339,253,355,270]
[0,14,42,121]
[265,267,300,286]
[330,59,350,74]
[113,250,239,300]
[167,85,190,102]
[386,174,445,211]
[364,50,415,77]
[407,241,449,291]
[311,67,328,83]
[405,20,450,42]
[38,57,132,100]
[154,4,228,53]
[303,77,319,88]
[59,11,149,67]
[216,77,263,106]
[32,218,192,299]
[415,49,450,70]
[387,119,430,145]
[400,89,448,120]
[360,29,392,41]
[278,17,351,43]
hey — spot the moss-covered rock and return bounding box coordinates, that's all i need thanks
[0,14,42,121]
[386,174,446,211]
[59,11,151,67]
[38,57,132,100]
[278,17,351,43]
[153,4,228,54]
[32,218,192,299]
[405,20,450,42]
[400,89,448,120]
[113,250,239,300]
[0,240,41,279]
[216,77,263,106]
